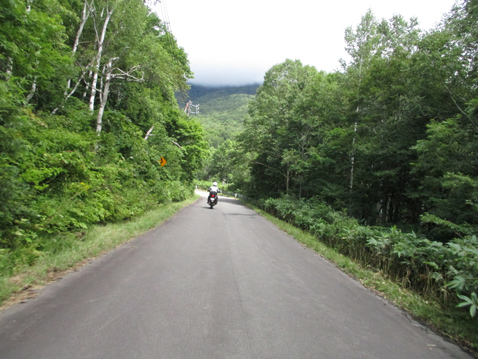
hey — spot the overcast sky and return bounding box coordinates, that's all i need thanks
[154,0,458,86]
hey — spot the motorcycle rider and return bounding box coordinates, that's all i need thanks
[207,181,220,204]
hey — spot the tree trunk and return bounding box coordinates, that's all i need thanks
[96,59,114,134]
[144,125,154,140]
[73,1,89,55]
[89,6,113,113]
[286,168,290,195]
[350,119,358,190]
[5,57,13,78]
[67,0,90,90]
[25,76,37,104]
[350,56,363,192]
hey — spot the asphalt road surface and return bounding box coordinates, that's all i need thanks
[0,192,472,359]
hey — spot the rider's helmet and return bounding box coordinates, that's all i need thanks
[213,181,217,186]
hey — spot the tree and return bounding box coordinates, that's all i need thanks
[0,0,204,259]
[241,60,319,196]
[413,118,477,240]
[0,0,72,108]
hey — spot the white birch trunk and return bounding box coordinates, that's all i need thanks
[144,125,154,140]
[96,59,114,134]
[67,0,90,90]
[286,168,290,195]
[25,76,37,104]
[349,119,358,190]
[89,6,113,113]
[350,59,363,191]
[73,1,89,55]
[83,70,92,99]
[5,57,13,78]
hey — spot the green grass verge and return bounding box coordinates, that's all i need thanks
[0,195,199,309]
[250,205,477,357]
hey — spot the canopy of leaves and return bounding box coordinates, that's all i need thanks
[234,4,477,242]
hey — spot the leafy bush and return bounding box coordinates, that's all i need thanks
[446,236,478,317]
[0,107,202,273]
[0,0,208,276]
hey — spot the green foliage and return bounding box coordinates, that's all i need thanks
[412,118,478,240]
[240,60,329,197]
[178,85,259,149]
[0,0,206,275]
[457,292,478,318]
[195,93,253,148]
[0,0,73,109]
[233,2,478,242]
[446,235,478,317]
[0,106,202,273]
[195,180,217,191]
[176,85,254,185]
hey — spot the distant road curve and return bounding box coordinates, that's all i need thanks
[0,192,472,358]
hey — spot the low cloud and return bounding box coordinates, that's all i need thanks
[189,64,267,87]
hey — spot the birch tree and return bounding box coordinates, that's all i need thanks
[96,58,143,134]
[343,10,379,191]
[89,2,114,113]
[66,0,93,91]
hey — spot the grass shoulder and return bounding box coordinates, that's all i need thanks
[0,195,199,311]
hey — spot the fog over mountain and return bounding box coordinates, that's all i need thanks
[188,64,266,87]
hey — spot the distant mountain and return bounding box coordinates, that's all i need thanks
[187,84,260,101]
[177,84,260,109]
[177,84,261,147]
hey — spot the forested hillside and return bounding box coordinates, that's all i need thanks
[177,84,259,182]
[182,84,259,104]
[0,0,207,273]
[201,3,478,324]
[177,84,259,147]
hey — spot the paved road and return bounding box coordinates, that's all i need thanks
[0,192,472,359]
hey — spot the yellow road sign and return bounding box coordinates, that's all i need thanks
[159,156,167,166]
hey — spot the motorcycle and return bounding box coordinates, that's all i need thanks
[207,191,218,209]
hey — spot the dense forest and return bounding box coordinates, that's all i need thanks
[201,2,478,321]
[206,4,478,240]
[0,0,208,271]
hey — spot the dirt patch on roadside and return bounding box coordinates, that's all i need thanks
[0,258,93,312]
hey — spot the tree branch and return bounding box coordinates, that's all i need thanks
[443,83,477,131]
[51,69,87,115]
[111,66,144,82]
[144,125,154,141]
[171,139,183,149]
